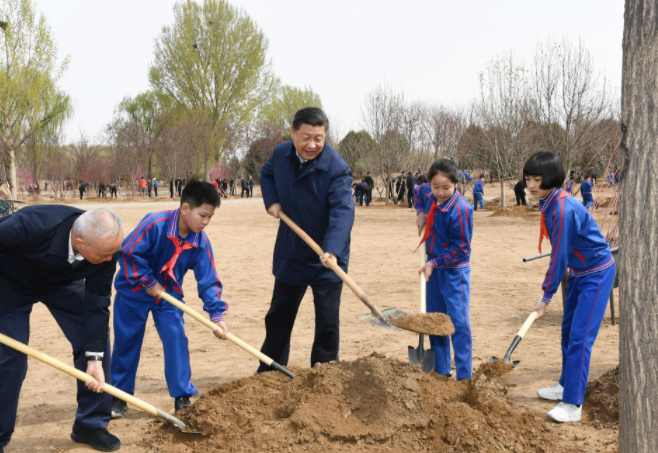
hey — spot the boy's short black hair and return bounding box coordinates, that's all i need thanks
[181,180,220,209]
[523,151,565,190]
[292,107,329,132]
[427,158,459,184]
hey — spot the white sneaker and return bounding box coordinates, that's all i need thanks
[547,402,582,423]
[537,382,564,401]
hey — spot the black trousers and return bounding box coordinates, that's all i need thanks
[407,191,414,208]
[257,279,342,372]
[79,189,84,200]
[515,189,527,206]
[241,187,248,198]
[154,187,158,197]
[0,280,111,447]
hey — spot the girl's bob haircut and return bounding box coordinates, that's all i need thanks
[523,151,565,190]
[428,158,459,184]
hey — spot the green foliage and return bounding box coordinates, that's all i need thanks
[261,84,322,136]
[148,0,277,136]
[0,0,70,197]
[338,130,374,173]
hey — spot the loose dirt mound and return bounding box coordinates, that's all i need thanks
[474,360,515,379]
[488,206,541,220]
[145,354,576,453]
[584,366,619,428]
[390,312,455,336]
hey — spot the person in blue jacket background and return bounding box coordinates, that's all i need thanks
[111,181,229,417]
[524,151,615,423]
[472,175,485,211]
[413,158,473,380]
[353,180,370,206]
[257,107,355,373]
[580,175,594,209]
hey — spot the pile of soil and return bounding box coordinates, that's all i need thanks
[390,313,455,336]
[474,360,515,379]
[584,366,619,427]
[145,354,576,453]
[488,206,541,220]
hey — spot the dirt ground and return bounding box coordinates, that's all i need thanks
[7,184,619,452]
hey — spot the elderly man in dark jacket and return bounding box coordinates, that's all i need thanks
[0,206,124,452]
[257,108,355,372]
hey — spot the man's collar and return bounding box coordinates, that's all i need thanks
[68,233,84,264]
[287,141,332,171]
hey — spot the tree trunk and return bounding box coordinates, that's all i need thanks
[619,1,658,451]
[8,146,17,200]
[499,179,506,208]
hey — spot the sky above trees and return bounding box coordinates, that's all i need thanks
[37,0,623,143]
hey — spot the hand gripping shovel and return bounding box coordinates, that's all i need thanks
[158,292,295,378]
[490,311,538,366]
[408,228,435,373]
[0,332,199,434]
[277,210,407,329]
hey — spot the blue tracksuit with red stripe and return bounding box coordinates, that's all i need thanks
[112,209,228,398]
[539,188,615,405]
[414,185,473,379]
[580,180,593,208]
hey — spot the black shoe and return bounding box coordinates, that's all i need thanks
[111,396,127,418]
[175,396,191,413]
[71,423,121,452]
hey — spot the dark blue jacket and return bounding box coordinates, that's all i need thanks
[539,188,613,303]
[260,141,355,285]
[0,205,118,352]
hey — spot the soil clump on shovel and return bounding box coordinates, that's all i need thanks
[584,366,619,428]
[389,312,455,336]
[145,354,578,453]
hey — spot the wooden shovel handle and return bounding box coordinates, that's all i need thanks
[158,292,276,367]
[517,311,538,338]
[419,227,427,314]
[0,332,186,429]
[277,210,387,321]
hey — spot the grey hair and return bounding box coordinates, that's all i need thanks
[72,208,123,242]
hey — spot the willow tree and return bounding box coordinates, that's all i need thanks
[118,90,162,178]
[0,0,70,198]
[149,0,278,180]
[619,0,658,450]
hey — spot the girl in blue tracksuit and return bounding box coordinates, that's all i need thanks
[111,181,229,416]
[524,152,615,423]
[472,176,485,211]
[413,158,473,380]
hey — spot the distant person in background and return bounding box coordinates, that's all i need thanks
[169,179,174,198]
[364,172,375,205]
[212,179,219,192]
[396,174,406,205]
[565,179,572,195]
[229,178,235,195]
[139,177,147,197]
[353,181,369,206]
[153,178,158,197]
[175,177,183,197]
[417,174,428,184]
[473,176,485,211]
[406,171,417,208]
[241,178,249,198]
[581,175,594,209]
[248,176,254,198]
[79,182,86,200]
[514,178,527,206]
[147,178,153,198]
[591,172,598,186]
[110,183,118,199]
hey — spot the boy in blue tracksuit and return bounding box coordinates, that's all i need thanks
[524,152,615,423]
[580,175,594,209]
[354,181,369,206]
[472,176,485,211]
[111,181,229,417]
[414,158,473,380]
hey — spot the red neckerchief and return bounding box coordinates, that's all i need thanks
[539,191,570,253]
[160,236,194,286]
[417,202,440,251]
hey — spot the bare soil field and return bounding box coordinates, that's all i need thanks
[7,186,619,452]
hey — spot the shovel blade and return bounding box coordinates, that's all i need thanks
[489,356,521,367]
[421,349,435,373]
[408,345,421,364]
[364,307,408,330]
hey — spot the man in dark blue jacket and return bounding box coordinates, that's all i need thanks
[257,108,355,372]
[0,206,124,452]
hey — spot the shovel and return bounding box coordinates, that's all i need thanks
[158,292,295,378]
[0,332,199,434]
[490,311,538,366]
[277,210,407,329]
[408,227,435,373]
